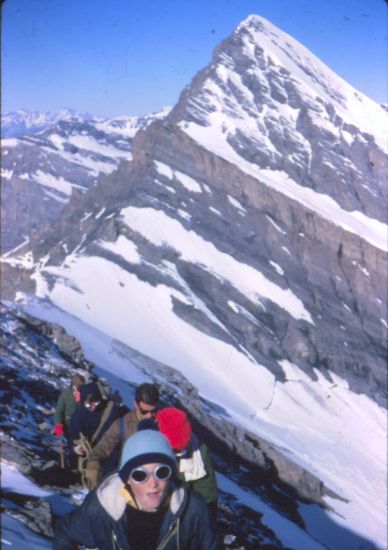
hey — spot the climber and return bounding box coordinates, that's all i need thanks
[69,382,123,486]
[53,429,217,549]
[84,382,160,489]
[53,373,85,438]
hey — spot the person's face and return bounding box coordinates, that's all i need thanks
[134,400,158,419]
[73,389,81,403]
[127,463,170,511]
[84,398,100,412]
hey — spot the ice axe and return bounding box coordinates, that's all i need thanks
[59,437,65,469]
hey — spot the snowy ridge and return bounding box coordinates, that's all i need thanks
[94,107,171,137]
[1,109,169,252]
[238,16,388,150]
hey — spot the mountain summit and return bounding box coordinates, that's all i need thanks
[2,15,387,549]
[171,14,386,221]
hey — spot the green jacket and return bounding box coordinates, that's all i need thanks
[177,439,218,504]
[54,385,77,428]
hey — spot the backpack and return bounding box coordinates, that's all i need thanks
[74,400,115,487]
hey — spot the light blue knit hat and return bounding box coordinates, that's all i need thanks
[119,429,176,482]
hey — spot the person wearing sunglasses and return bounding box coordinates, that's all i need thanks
[54,429,217,549]
[84,383,160,490]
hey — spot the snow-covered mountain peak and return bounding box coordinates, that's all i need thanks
[236,14,387,144]
[174,13,387,155]
[166,13,387,245]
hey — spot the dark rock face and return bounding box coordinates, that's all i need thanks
[1,262,36,301]
[1,128,98,252]
[1,140,66,251]
[16,314,94,369]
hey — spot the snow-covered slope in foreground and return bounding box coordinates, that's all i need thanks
[29,242,387,548]
[2,297,337,550]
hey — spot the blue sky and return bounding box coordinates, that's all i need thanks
[2,0,387,117]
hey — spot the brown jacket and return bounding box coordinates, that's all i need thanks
[85,409,139,488]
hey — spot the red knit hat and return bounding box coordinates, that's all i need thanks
[156,407,192,452]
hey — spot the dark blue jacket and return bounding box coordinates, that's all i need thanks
[69,399,122,451]
[53,474,217,549]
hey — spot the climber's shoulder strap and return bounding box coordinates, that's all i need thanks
[90,400,115,445]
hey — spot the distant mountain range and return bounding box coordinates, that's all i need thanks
[1,108,170,252]
[1,107,172,139]
[1,14,387,550]
[1,109,91,138]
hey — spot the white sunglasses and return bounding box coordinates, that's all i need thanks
[84,400,101,409]
[130,464,172,484]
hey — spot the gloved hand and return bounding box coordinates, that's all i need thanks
[73,444,86,456]
[85,462,101,490]
[53,423,64,437]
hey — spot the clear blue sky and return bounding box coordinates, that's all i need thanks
[2,0,387,117]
